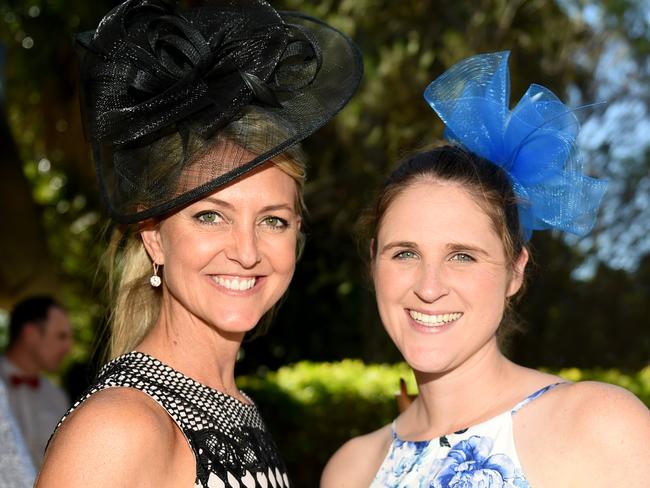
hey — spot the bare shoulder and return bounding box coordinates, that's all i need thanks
[320,424,392,488]
[37,387,185,487]
[556,381,650,430]
[555,381,650,486]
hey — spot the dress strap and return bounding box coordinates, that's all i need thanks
[511,382,566,414]
[390,419,399,440]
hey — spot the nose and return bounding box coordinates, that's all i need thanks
[224,223,261,269]
[413,261,448,303]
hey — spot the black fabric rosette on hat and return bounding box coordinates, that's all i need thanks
[75,0,363,223]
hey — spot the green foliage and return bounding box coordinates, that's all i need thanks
[0,0,648,380]
[511,235,650,369]
[238,360,650,486]
[0,310,8,349]
[240,359,417,406]
[1,0,112,364]
[237,360,415,487]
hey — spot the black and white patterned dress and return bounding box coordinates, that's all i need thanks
[55,351,290,488]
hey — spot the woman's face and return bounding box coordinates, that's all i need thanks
[372,179,526,375]
[142,162,300,336]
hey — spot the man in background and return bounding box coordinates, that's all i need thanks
[0,296,73,467]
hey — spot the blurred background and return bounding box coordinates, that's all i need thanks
[1,0,649,485]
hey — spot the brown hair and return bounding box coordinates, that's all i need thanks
[359,143,528,347]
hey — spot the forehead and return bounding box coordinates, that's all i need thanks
[175,133,296,203]
[45,307,71,332]
[211,163,296,201]
[378,180,501,246]
[178,162,298,214]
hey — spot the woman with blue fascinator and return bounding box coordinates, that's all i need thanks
[36,1,362,487]
[322,51,650,487]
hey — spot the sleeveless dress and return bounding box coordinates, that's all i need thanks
[54,351,290,488]
[371,383,564,488]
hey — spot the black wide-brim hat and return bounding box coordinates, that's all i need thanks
[75,0,363,223]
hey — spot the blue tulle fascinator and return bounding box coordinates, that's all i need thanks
[424,51,607,240]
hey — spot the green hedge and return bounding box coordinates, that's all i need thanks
[237,361,650,487]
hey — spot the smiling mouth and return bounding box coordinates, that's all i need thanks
[408,310,463,326]
[211,276,257,291]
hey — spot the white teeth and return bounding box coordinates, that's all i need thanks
[213,276,256,291]
[409,310,462,326]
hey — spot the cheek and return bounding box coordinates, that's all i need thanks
[372,263,412,321]
[39,340,54,358]
[166,231,220,270]
[266,233,298,274]
[479,269,510,297]
[468,270,509,323]
[374,262,411,296]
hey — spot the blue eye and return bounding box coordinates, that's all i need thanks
[195,211,223,224]
[262,216,289,230]
[450,253,474,262]
[394,250,418,260]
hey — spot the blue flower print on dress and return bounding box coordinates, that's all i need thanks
[433,436,527,488]
[371,384,568,487]
[391,440,421,479]
[377,437,440,487]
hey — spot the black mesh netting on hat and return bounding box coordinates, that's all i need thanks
[75,0,363,223]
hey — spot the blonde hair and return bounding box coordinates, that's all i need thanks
[105,228,159,359]
[105,112,307,360]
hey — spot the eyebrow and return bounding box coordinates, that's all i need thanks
[201,197,294,213]
[379,240,489,256]
[202,197,234,209]
[260,203,294,213]
[380,241,418,254]
[446,242,489,256]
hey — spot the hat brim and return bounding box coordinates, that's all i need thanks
[83,3,363,223]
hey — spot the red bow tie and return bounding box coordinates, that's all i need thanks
[9,374,40,389]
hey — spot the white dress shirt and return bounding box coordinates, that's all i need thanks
[0,378,36,487]
[0,355,70,468]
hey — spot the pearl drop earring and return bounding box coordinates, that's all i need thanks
[150,263,161,287]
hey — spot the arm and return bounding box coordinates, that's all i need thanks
[565,382,650,487]
[320,425,392,488]
[36,387,190,488]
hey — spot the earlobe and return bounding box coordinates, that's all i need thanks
[506,248,529,297]
[140,220,164,265]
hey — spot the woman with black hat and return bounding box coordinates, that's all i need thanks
[36,1,362,487]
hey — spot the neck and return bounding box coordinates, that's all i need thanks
[406,340,520,438]
[5,347,42,376]
[137,297,244,397]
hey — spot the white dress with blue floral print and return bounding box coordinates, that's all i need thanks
[371,383,563,488]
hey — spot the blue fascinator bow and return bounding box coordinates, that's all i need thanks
[424,51,607,240]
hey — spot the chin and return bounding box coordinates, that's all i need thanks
[401,347,453,375]
[210,313,264,333]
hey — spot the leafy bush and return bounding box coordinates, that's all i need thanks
[238,361,650,487]
[237,360,415,487]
